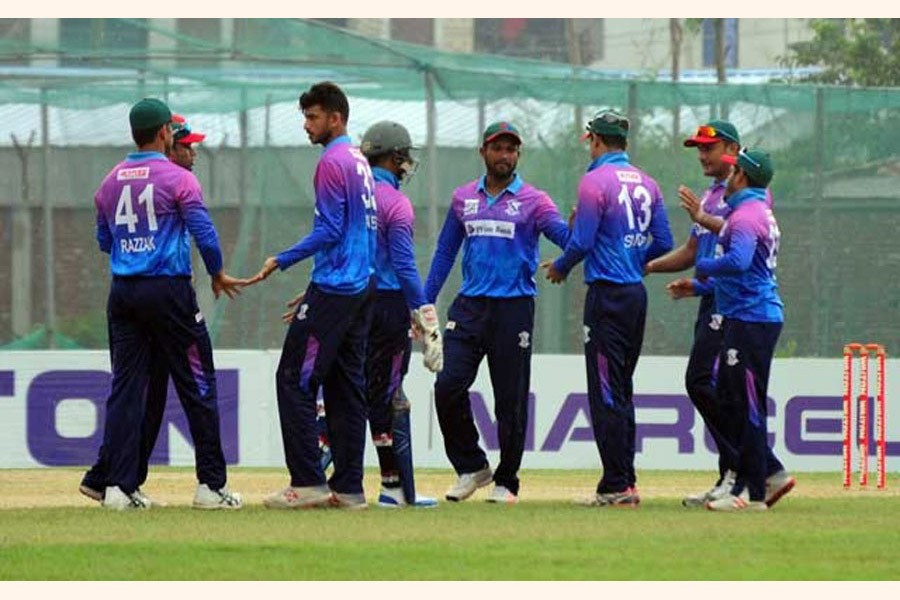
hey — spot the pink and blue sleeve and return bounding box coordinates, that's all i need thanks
[178,174,223,275]
[387,201,428,309]
[424,204,465,304]
[696,224,755,276]
[536,195,570,250]
[95,191,112,254]
[645,189,674,261]
[276,160,346,270]
[554,179,600,274]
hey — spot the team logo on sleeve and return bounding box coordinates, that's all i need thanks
[505,199,521,216]
[463,199,480,216]
[518,331,530,349]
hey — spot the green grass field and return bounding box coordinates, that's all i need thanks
[1,468,898,580]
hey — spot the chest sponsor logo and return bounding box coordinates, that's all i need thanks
[465,219,515,239]
[505,199,521,216]
[117,167,150,181]
[463,198,480,216]
[615,170,642,184]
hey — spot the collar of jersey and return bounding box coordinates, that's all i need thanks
[477,172,523,206]
[587,151,630,172]
[324,134,351,152]
[726,186,767,209]
[125,151,168,162]
[372,166,400,189]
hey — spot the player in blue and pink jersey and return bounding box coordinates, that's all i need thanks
[646,122,792,508]
[80,113,231,508]
[696,148,794,512]
[297,121,442,508]
[89,98,244,510]
[544,109,674,507]
[425,121,570,504]
[359,120,440,508]
[249,82,378,510]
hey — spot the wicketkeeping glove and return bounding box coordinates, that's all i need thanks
[412,304,443,373]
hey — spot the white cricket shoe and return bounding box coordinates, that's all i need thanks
[764,470,796,507]
[377,486,439,508]
[706,494,767,512]
[102,486,150,511]
[263,485,332,509]
[485,485,519,504]
[193,483,242,510]
[328,491,368,510]
[682,469,737,508]
[445,467,492,502]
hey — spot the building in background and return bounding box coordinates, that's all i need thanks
[4,18,814,74]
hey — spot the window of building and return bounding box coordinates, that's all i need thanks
[0,19,30,65]
[702,18,739,68]
[474,19,568,62]
[390,19,434,46]
[59,19,148,68]
[573,19,603,64]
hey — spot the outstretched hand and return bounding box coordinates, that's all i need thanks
[540,259,566,284]
[665,277,695,300]
[247,257,280,286]
[211,271,249,300]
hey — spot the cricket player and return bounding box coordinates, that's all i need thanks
[358,120,440,507]
[90,98,244,510]
[286,121,442,508]
[249,81,378,510]
[543,109,674,507]
[645,121,794,508]
[80,114,220,507]
[694,148,793,511]
[425,121,570,504]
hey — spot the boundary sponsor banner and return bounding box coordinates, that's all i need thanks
[0,351,897,473]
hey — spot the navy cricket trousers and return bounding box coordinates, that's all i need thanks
[686,297,784,483]
[583,281,646,495]
[276,281,374,494]
[685,295,735,478]
[434,295,534,495]
[716,318,784,501]
[366,290,412,478]
[83,345,175,491]
[101,276,226,495]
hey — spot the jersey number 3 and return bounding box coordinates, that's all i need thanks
[115,184,157,233]
[618,184,652,232]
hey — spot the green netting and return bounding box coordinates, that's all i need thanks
[2,18,899,356]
